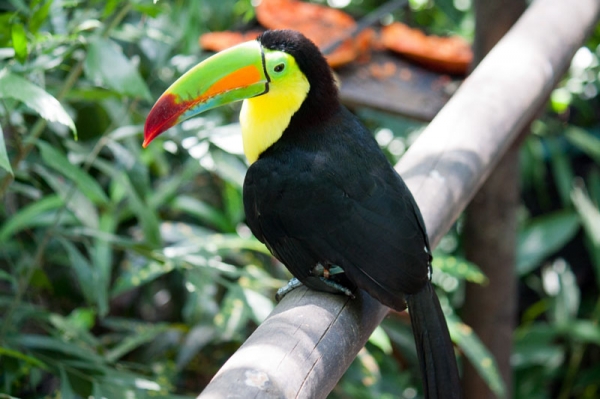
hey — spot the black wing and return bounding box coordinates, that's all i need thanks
[244,108,430,310]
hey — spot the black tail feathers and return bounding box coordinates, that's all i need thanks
[406,281,462,399]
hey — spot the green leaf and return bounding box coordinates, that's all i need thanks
[119,170,161,246]
[182,268,220,324]
[210,147,247,188]
[517,211,580,275]
[61,226,148,253]
[550,88,572,114]
[84,37,152,100]
[111,260,175,297]
[12,334,105,363]
[0,269,16,285]
[176,325,216,370]
[448,314,506,398]
[10,23,27,63]
[0,124,13,175]
[513,323,564,369]
[34,165,99,229]
[172,195,233,232]
[0,346,47,369]
[368,325,393,355]
[95,369,169,398]
[559,320,600,345]
[242,288,273,324]
[58,239,103,310]
[48,311,99,348]
[571,185,600,283]
[572,185,600,248]
[0,394,28,399]
[513,339,564,369]
[132,3,165,18]
[90,213,117,317]
[432,256,487,284]
[92,158,161,247]
[209,234,271,255]
[7,0,29,14]
[542,259,580,324]
[104,324,170,363]
[37,141,109,205]
[29,0,53,34]
[589,169,600,206]
[101,0,120,17]
[0,195,63,242]
[65,87,120,102]
[59,366,77,399]
[222,180,245,226]
[0,69,77,136]
[148,157,204,208]
[547,137,574,207]
[565,127,600,164]
[30,268,52,290]
[66,308,97,331]
[214,285,251,341]
[157,224,270,256]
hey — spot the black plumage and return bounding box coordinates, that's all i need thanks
[243,30,461,399]
[245,105,429,308]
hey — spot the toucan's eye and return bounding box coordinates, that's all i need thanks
[274,63,285,73]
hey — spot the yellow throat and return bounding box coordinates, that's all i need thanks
[240,51,310,164]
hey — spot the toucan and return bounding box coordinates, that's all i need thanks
[144,29,461,398]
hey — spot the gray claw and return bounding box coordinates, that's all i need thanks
[276,277,303,302]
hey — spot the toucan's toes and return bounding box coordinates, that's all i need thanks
[275,277,304,302]
[318,277,355,298]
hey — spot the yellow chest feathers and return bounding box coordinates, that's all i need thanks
[239,54,310,164]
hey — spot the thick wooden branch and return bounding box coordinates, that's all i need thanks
[198,1,600,397]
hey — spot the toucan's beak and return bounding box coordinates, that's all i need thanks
[143,40,268,147]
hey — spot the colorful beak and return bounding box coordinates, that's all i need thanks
[143,40,268,147]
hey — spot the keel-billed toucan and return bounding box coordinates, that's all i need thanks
[144,30,461,398]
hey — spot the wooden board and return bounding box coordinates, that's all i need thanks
[337,50,461,121]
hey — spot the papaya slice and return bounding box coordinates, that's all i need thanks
[381,22,472,75]
[199,31,263,52]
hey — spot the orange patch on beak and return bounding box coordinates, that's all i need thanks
[204,65,264,98]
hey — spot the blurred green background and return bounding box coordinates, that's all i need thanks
[1,0,599,398]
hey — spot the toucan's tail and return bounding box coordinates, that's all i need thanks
[406,281,462,399]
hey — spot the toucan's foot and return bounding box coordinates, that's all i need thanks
[317,277,355,298]
[311,263,355,298]
[276,277,304,302]
[276,263,355,302]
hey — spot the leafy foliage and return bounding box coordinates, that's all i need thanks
[0,1,273,397]
[0,0,599,398]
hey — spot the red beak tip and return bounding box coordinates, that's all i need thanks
[143,122,159,148]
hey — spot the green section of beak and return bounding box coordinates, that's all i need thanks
[144,40,268,147]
